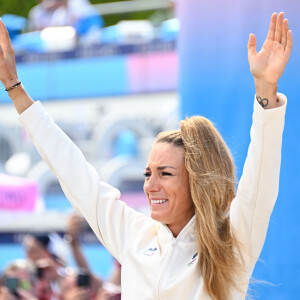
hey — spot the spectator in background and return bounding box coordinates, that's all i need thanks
[23,234,67,300]
[0,259,37,300]
[23,235,52,264]
[65,214,121,299]
[24,234,66,267]
[28,0,68,31]
[34,258,60,300]
[67,0,104,36]
[64,214,102,299]
[28,0,103,43]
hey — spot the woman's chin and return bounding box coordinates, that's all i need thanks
[150,211,168,223]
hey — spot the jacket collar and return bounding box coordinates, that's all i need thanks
[160,215,196,242]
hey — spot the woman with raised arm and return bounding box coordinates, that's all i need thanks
[0,12,292,300]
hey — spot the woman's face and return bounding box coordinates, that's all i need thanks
[24,237,50,263]
[144,143,194,237]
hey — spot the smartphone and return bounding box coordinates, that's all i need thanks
[77,271,91,287]
[36,267,44,279]
[4,277,19,295]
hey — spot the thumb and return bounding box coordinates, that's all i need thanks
[248,33,257,58]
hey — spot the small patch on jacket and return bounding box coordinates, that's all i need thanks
[188,252,198,267]
[143,247,158,256]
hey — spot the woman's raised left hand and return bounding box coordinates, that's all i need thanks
[248,12,293,108]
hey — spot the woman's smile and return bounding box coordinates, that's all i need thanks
[144,142,194,236]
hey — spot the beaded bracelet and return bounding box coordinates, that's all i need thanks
[5,81,22,92]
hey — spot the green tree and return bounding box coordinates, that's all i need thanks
[0,0,37,18]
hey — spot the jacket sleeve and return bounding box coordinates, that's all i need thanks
[19,101,150,263]
[230,93,287,271]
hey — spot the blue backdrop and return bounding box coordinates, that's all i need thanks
[178,1,300,299]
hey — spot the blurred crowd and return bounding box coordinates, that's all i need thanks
[28,0,103,32]
[2,0,178,53]
[0,2,175,298]
[0,214,121,300]
[2,0,104,52]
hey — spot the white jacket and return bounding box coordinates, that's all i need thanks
[19,94,287,299]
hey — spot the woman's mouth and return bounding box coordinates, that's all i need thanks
[151,199,168,204]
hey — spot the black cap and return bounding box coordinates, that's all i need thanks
[34,234,50,249]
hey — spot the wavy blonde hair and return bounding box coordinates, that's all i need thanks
[156,116,244,300]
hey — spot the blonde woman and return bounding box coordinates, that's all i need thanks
[0,12,292,300]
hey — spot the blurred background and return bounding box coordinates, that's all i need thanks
[0,0,299,299]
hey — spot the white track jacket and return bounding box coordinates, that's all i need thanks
[19,94,287,299]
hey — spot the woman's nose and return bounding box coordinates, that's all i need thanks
[144,175,160,193]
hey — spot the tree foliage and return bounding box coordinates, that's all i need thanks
[0,0,38,18]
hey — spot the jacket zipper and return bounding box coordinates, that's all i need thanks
[157,234,177,300]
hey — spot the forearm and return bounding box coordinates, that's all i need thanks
[18,101,145,263]
[69,240,104,295]
[230,94,286,262]
[19,102,105,245]
[7,84,34,114]
[70,239,91,271]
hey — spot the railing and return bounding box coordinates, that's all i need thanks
[93,0,172,16]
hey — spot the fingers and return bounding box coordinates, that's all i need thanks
[281,17,292,60]
[281,19,288,46]
[247,33,257,58]
[0,18,17,82]
[285,29,293,61]
[274,12,284,42]
[267,12,291,54]
[266,12,277,41]
[0,18,14,54]
[0,19,5,58]
[0,43,3,58]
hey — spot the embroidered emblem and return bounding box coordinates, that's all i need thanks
[143,247,158,256]
[188,252,198,267]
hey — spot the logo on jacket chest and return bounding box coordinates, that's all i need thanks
[188,252,198,267]
[143,247,158,256]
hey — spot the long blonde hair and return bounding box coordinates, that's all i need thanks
[156,116,244,300]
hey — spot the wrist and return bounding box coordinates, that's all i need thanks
[254,78,279,109]
[64,233,78,246]
[2,77,20,90]
[254,78,278,95]
[8,83,24,100]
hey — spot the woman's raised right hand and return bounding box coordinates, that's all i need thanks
[0,18,19,90]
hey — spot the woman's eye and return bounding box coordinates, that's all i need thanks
[162,172,172,176]
[143,172,151,178]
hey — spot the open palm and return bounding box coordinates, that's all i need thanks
[248,12,292,85]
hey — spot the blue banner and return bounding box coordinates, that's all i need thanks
[178,1,300,299]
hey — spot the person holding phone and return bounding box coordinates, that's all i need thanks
[0,12,293,300]
[59,269,92,300]
[65,214,103,296]
[0,260,37,300]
